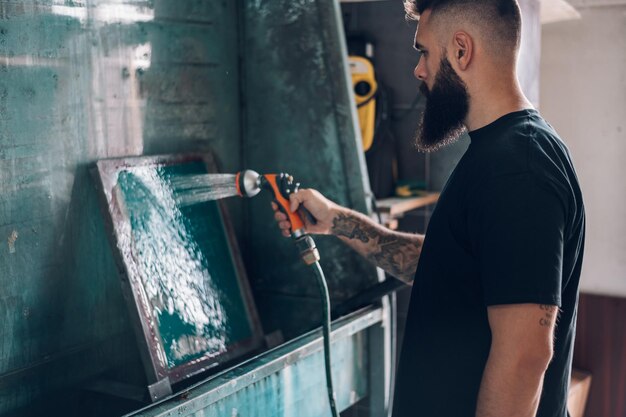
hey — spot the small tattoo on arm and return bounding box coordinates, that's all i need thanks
[539,304,557,327]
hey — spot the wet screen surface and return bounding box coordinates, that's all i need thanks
[110,159,255,372]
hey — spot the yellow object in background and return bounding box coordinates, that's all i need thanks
[395,180,428,197]
[349,56,377,152]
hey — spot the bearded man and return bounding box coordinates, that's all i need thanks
[272,1,585,416]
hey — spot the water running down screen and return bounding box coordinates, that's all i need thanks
[116,162,252,369]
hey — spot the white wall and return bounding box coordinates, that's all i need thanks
[540,1,626,297]
[519,0,541,106]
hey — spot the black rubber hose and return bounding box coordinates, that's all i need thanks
[312,261,340,417]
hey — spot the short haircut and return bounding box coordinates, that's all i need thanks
[404,0,522,56]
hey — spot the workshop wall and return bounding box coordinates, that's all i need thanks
[240,0,380,340]
[0,0,377,414]
[0,0,241,414]
[541,1,626,298]
[541,3,626,417]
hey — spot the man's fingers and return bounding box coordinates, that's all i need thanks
[289,192,303,213]
[271,201,294,238]
[272,201,293,238]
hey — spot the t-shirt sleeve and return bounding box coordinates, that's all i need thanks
[470,173,566,307]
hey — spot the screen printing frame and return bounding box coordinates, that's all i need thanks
[93,153,264,400]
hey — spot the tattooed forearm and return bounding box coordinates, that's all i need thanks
[367,234,422,282]
[331,212,379,243]
[331,212,423,283]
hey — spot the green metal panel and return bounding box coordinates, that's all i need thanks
[240,0,381,340]
[0,0,241,414]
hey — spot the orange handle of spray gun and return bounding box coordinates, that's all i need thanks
[264,174,306,233]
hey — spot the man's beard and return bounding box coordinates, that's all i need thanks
[415,56,469,152]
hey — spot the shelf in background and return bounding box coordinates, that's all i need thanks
[375,193,440,217]
[374,193,439,230]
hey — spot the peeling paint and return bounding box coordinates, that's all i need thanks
[7,229,17,253]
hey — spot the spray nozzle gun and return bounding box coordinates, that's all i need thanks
[235,170,320,265]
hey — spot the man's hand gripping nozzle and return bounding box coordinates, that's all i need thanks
[236,170,320,265]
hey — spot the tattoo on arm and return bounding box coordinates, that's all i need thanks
[331,212,378,243]
[539,304,557,327]
[331,212,422,282]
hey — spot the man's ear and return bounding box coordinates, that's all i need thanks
[453,31,472,70]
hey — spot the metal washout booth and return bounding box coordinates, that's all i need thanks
[0,0,393,416]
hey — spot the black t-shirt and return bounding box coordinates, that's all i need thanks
[393,109,585,417]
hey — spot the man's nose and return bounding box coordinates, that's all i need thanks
[413,59,426,81]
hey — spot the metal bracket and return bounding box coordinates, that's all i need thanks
[147,377,172,402]
[83,378,147,403]
[264,330,285,349]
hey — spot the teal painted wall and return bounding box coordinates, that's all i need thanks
[0,1,241,414]
[0,0,374,414]
[241,0,379,340]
